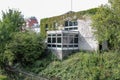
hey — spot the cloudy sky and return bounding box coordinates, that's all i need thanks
[0,0,108,22]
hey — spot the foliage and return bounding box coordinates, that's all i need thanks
[40,8,98,37]
[0,9,46,79]
[92,0,120,50]
[25,51,58,74]
[5,32,46,67]
[0,9,25,69]
[0,75,8,80]
[39,52,120,80]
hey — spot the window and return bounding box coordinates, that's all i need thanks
[73,21,78,26]
[47,44,51,47]
[63,45,67,47]
[74,38,78,43]
[74,45,78,47]
[65,21,69,26]
[52,38,56,43]
[74,27,78,30]
[45,24,48,31]
[52,34,56,36]
[69,28,73,30]
[69,21,72,26]
[57,38,61,43]
[69,37,74,43]
[52,45,56,47]
[65,28,69,30]
[63,37,68,43]
[57,34,61,36]
[57,45,61,47]
[48,38,51,43]
[69,45,73,47]
[48,34,51,36]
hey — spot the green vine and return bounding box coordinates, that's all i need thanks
[40,8,98,37]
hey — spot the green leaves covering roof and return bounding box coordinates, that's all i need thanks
[40,8,98,37]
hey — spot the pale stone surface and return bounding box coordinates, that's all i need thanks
[77,19,99,51]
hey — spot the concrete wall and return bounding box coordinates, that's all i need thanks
[50,49,79,60]
[77,19,99,51]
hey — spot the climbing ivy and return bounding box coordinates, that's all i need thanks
[40,8,98,37]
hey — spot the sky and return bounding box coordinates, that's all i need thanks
[0,0,108,22]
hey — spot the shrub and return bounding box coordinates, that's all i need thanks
[6,32,46,66]
[39,52,120,80]
[0,75,7,80]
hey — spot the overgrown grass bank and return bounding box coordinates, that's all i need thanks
[0,75,7,80]
[39,52,120,80]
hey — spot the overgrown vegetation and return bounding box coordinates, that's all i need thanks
[0,75,7,80]
[0,0,120,80]
[0,9,25,72]
[39,52,120,80]
[92,0,120,51]
[6,32,45,67]
[40,8,98,37]
[24,51,57,74]
[0,9,46,79]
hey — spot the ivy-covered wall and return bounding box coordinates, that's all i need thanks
[40,8,98,38]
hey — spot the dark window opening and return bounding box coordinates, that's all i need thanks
[69,28,73,30]
[48,38,51,43]
[45,24,48,31]
[74,27,78,30]
[73,22,78,26]
[57,38,61,43]
[57,45,61,47]
[52,38,56,43]
[52,45,56,47]
[48,34,51,36]
[57,34,61,36]
[52,34,56,36]
[99,44,102,51]
[65,28,69,30]
[74,45,78,47]
[65,21,69,26]
[69,45,73,47]
[74,38,78,43]
[47,44,51,47]
[69,21,72,26]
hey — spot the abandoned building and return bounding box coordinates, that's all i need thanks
[40,9,108,59]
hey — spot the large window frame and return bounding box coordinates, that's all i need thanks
[47,32,78,49]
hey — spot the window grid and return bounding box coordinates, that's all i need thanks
[47,33,78,49]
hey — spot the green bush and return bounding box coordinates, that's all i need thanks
[6,32,46,66]
[0,75,7,80]
[39,52,120,80]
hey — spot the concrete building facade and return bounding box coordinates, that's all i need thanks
[46,17,108,59]
[41,10,108,59]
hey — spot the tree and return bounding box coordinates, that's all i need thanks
[0,9,24,70]
[6,32,46,66]
[92,0,120,50]
[0,9,46,77]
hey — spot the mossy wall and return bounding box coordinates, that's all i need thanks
[40,8,98,38]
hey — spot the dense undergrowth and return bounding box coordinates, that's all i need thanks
[37,51,120,80]
[0,75,7,80]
